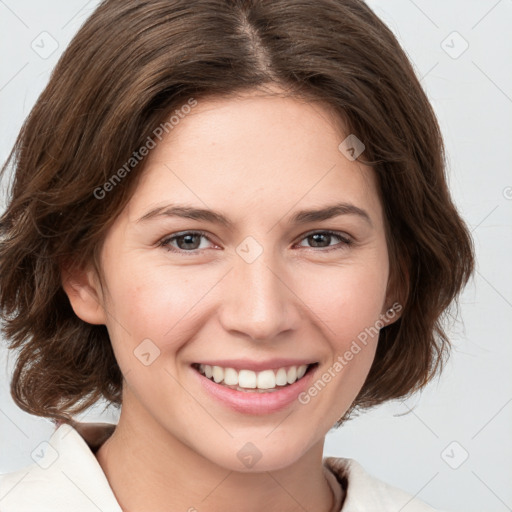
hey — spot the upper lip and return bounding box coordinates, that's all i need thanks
[192,358,317,372]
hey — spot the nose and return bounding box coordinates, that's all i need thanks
[218,249,302,342]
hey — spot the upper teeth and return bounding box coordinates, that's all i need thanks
[198,364,309,389]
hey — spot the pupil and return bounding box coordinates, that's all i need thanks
[310,233,330,247]
[179,234,200,250]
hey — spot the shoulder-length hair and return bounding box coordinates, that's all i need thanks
[0,0,474,425]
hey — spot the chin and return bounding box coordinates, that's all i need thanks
[199,429,321,473]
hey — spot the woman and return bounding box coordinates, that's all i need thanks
[0,0,474,510]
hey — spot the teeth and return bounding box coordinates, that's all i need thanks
[257,369,275,389]
[223,367,238,386]
[197,363,311,390]
[238,369,257,388]
[286,366,297,384]
[297,365,307,379]
[275,368,288,386]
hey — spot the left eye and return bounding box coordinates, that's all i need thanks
[158,230,352,254]
[296,231,352,250]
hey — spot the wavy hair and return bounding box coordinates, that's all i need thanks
[0,0,474,425]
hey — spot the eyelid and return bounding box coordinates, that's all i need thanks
[157,230,217,252]
[295,229,353,245]
[292,229,353,253]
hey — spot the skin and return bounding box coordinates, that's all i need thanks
[63,86,399,512]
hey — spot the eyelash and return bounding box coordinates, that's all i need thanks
[157,230,353,255]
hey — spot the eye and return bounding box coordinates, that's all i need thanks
[158,230,216,254]
[158,229,353,255]
[295,230,353,251]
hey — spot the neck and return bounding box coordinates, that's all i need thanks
[95,393,338,512]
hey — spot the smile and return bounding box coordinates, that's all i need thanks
[192,362,317,393]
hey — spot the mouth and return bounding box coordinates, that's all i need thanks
[191,362,319,393]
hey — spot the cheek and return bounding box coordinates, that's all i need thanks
[297,257,388,344]
[99,260,207,396]
[294,271,385,423]
[293,254,387,404]
[102,254,217,351]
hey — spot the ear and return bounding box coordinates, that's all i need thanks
[379,273,408,328]
[379,301,403,327]
[61,261,107,325]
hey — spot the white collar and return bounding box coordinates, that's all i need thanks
[323,457,439,511]
[0,423,123,512]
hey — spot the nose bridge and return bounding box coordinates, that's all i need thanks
[219,239,300,341]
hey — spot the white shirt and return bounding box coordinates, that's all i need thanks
[0,423,444,511]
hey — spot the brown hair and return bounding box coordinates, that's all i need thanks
[0,0,474,425]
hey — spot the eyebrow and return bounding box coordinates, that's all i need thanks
[136,201,373,227]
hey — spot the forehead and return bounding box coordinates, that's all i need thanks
[125,89,383,227]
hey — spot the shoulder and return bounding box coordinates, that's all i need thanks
[0,423,121,512]
[323,456,449,512]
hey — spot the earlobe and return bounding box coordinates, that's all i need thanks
[379,301,403,327]
[61,264,107,325]
[382,262,408,327]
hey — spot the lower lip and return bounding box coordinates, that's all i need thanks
[192,364,318,415]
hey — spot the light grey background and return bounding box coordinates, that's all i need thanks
[1,1,511,511]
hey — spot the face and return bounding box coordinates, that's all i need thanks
[69,88,395,472]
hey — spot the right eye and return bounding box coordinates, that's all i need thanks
[158,230,218,254]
